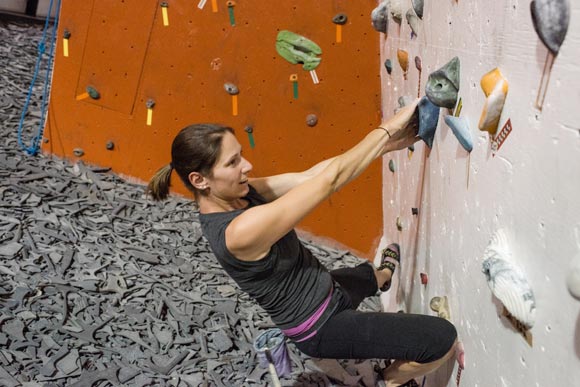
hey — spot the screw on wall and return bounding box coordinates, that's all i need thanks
[332,13,348,43]
[63,29,71,57]
[244,126,255,149]
[224,83,239,116]
[227,1,236,26]
[146,99,155,126]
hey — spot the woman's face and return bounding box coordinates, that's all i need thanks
[206,131,253,200]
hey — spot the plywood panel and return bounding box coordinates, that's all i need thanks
[45,0,383,258]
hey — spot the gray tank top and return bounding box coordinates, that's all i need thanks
[199,185,332,329]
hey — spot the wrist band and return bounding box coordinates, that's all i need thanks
[378,126,391,138]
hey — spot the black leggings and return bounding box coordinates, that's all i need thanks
[293,263,457,364]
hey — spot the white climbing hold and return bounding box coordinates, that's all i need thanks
[566,252,580,300]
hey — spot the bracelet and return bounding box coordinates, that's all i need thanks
[377,126,391,138]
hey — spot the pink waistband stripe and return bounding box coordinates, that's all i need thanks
[282,287,333,339]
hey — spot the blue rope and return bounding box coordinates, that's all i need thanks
[17,0,61,156]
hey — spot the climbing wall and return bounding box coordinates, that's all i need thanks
[374,0,580,386]
[43,0,384,258]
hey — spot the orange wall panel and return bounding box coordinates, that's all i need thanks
[44,0,383,258]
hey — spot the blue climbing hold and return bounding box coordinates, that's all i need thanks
[418,96,440,148]
[444,115,473,153]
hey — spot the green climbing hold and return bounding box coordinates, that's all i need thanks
[86,86,100,100]
[276,30,322,71]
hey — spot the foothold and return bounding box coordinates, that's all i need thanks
[275,30,322,71]
[418,96,440,148]
[481,229,536,329]
[425,56,460,109]
[106,141,114,150]
[224,83,239,95]
[478,68,508,135]
[420,272,428,285]
[86,86,100,100]
[408,144,415,152]
[160,1,168,7]
[398,95,414,108]
[332,13,348,25]
[396,217,403,231]
[530,0,570,55]
[73,148,84,157]
[388,159,395,173]
[384,59,393,75]
[566,252,580,300]
[411,207,418,215]
[414,56,422,71]
[406,8,420,36]
[444,115,473,152]
[306,114,318,127]
[429,296,451,320]
[63,29,71,39]
[397,49,409,79]
[146,99,155,109]
[412,0,424,19]
[244,126,253,134]
[371,1,389,33]
[390,0,404,24]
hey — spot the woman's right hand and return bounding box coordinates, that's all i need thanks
[381,99,421,153]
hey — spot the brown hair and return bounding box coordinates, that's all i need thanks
[147,123,234,201]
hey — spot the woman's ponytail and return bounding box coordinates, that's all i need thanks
[146,163,173,201]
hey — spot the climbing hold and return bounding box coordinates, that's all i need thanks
[390,0,404,24]
[566,252,580,300]
[478,68,508,135]
[481,229,536,329]
[388,159,395,173]
[384,59,393,75]
[244,126,255,149]
[289,74,299,99]
[425,57,460,109]
[146,99,155,109]
[62,29,71,57]
[275,31,322,71]
[86,86,100,100]
[414,56,422,71]
[420,272,428,285]
[427,57,460,105]
[306,114,318,127]
[408,144,415,152]
[429,296,451,320]
[398,95,414,108]
[411,207,418,215]
[223,83,239,95]
[106,141,114,151]
[396,217,403,231]
[397,49,409,79]
[332,13,348,25]
[63,29,71,39]
[444,115,473,152]
[530,0,570,56]
[73,148,84,157]
[146,99,155,126]
[406,9,420,36]
[412,0,424,19]
[418,96,440,148]
[371,1,389,33]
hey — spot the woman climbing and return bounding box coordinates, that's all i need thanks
[147,99,457,387]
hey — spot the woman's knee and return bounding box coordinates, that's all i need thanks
[421,317,458,363]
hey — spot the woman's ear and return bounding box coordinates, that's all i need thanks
[188,171,209,190]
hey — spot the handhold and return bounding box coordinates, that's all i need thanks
[406,8,420,36]
[420,272,428,285]
[389,0,404,24]
[275,30,322,71]
[73,148,84,157]
[411,207,418,215]
[396,217,403,231]
[418,96,440,148]
[530,0,570,55]
[388,159,395,173]
[430,296,451,320]
[106,141,114,150]
[146,99,155,108]
[63,29,71,39]
[398,95,414,108]
[444,115,473,152]
[371,1,389,33]
[86,86,100,100]
[414,56,422,71]
[478,68,508,135]
[332,13,348,25]
[384,59,393,75]
[397,49,409,78]
[224,83,239,95]
[481,229,536,329]
[306,114,318,127]
[412,0,424,19]
[566,252,580,300]
[425,56,460,108]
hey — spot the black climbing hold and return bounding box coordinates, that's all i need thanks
[106,141,115,150]
[146,99,155,109]
[332,13,348,25]
[63,29,71,39]
[244,126,253,133]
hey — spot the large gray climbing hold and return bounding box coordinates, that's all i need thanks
[425,56,460,109]
[412,0,424,19]
[371,1,389,33]
[530,0,570,55]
